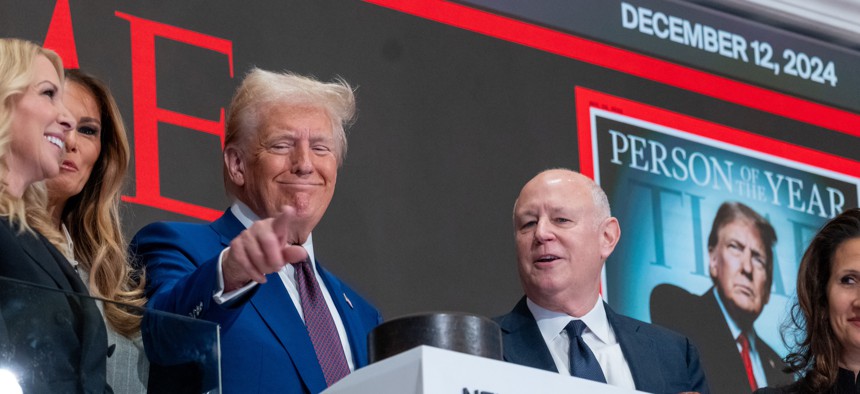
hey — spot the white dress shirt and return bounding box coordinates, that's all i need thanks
[713,287,767,387]
[527,296,636,390]
[212,201,355,371]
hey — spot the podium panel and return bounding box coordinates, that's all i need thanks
[324,345,645,394]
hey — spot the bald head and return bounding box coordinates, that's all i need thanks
[514,169,611,229]
[512,168,620,315]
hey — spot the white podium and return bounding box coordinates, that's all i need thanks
[323,345,645,394]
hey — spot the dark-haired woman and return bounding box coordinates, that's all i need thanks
[756,208,860,394]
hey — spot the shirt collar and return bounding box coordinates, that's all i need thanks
[527,295,611,345]
[229,201,316,266]
[60,223,79,269]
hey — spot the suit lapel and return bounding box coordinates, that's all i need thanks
[318,262,367,368]
[17,227,77,292]
[42,235,89,293]
[702,289,751,391]
[605,303,664,391]
[50,231,109,390]
[17,224,108,390]
[756,332,791,385]
[212,210,328,392]
[498,297,558,372]
[251,276,327,392]
[209,209,245,246]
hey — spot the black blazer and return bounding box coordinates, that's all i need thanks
[0,217,109,393]
[755,368,858,394]
[651,284,793,394]
[494,297,710,394]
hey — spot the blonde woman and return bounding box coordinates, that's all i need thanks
[0,38,110,393]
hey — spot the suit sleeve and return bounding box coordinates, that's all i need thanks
[131,222,245,327]
[685,336,712,394]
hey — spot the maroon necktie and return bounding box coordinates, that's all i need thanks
[294,259,350,386]
[737,333,758,391]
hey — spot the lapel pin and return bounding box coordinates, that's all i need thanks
[344,293,353,309]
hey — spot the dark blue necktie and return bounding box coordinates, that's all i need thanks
[565,320,607,383]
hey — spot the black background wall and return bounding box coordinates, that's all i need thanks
[2,0,858,324]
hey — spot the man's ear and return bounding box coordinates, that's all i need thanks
[708,248,718,278]
[599,216,621,261]
[224,146,246,187]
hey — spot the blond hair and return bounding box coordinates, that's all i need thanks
[223,68,356,198]
[0,38,64,232]
[38,69,145,337]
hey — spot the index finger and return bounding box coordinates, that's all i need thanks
[271,205,303,245]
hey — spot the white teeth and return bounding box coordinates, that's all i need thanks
[45,135,65,150]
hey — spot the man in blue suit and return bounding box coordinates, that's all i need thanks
[494,169,710,393]
[132,68,382,393]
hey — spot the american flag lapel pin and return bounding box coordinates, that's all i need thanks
[343,293,353,309]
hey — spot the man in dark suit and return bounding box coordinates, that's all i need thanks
[651,202,792,393]
[495,169,709,393]
[132,69,382,393]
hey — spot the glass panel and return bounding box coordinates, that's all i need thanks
[0,276,220,393]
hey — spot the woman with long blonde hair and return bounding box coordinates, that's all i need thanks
[0,37,110,393]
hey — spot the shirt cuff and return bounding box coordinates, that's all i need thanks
[213,246,257,304]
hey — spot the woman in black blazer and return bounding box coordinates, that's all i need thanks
[0,38,110,393]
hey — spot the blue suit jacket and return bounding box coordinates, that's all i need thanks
[494,297,710,394]
[131,209,382,394]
